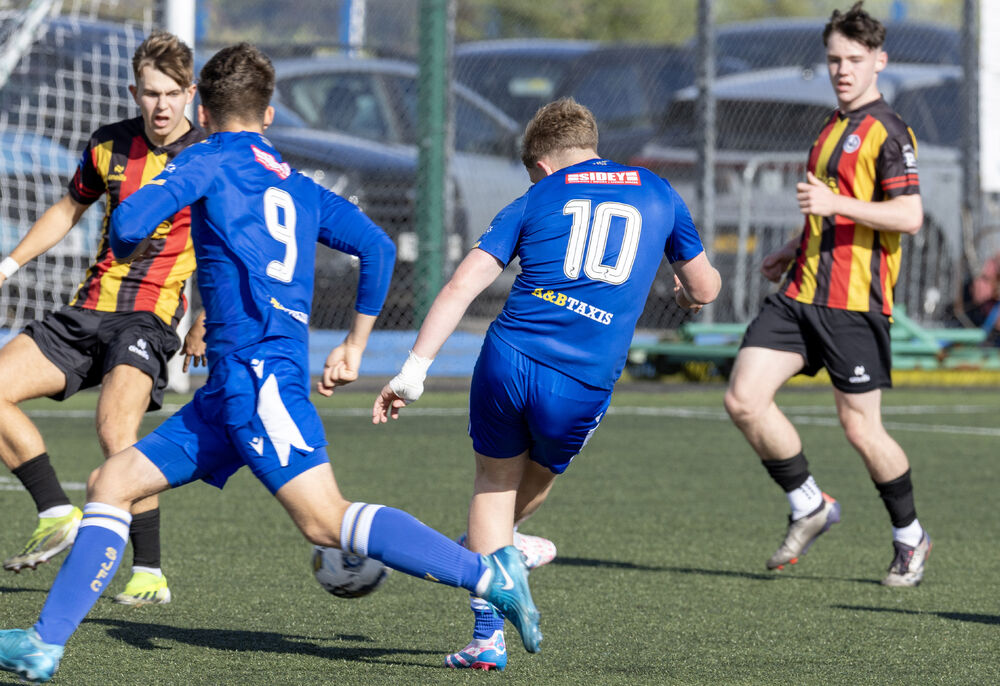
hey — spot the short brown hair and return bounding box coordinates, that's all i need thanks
[198,43,275,127]
[520,98,599,169]
[823,1,886,50]
[132,30,194,88]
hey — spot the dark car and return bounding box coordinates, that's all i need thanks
[263,55,530,328]
[710,18,961,74]
[455,39,697,163]
[453,38,598,124]
[0,12,146,151]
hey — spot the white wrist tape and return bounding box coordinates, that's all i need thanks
[388,350,434,404]
[0,257,19,279]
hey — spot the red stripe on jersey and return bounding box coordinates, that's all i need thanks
[783,220,811,300]
[133,206,191,312]
[826,116,878,308]
[82,136,148,309]
[807,115,839,172]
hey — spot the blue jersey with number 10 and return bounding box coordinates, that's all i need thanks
[110,131,395,362]
[477,158,704,390]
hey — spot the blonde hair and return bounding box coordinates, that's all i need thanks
[520,97,598,169]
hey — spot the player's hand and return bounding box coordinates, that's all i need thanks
[181,315,207,372]
[761,249,795,283]
[673,274,702,313]
[317,342,363,396]
[372,383,410,424]
[797,171,836,217]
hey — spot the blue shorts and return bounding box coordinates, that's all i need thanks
[136,343,329,495]
[468,334,611,474]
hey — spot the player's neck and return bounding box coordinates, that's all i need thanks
[146,117,191,148]
[838,88,881,114]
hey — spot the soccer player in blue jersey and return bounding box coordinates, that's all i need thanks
[373,98,722,671]
[0,43,540,684]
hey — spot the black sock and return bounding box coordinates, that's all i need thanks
[874,469,917,528]
[11,453,71,513]
[130,508,162,569]
[761,451,811,492]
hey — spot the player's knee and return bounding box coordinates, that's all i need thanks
[299,521,341,548]
[724,387,756,424]
[840,412,874,451]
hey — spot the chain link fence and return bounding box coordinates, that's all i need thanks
[0,0,992,340]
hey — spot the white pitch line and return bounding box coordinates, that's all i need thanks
[0,476,86,492]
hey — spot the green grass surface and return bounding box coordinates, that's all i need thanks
[1,385,999,685]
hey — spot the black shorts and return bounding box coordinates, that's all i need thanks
[740,293,892,393]
[23,306,181,410]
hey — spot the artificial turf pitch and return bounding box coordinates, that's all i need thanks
[1,385,998,685]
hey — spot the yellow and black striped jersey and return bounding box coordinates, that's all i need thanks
[783,97,920,316]
[67,116,204,328]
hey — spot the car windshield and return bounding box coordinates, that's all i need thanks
[454,54,582,123]
[716,23,960,72]
[662,98,830,152]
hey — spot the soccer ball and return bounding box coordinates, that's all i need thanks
[311,545,391,598]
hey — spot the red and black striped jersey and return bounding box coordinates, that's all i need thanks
[783,97,920,316]
[67,116,204,328]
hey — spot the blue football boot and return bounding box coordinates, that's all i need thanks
[0,628,64,684]
[477,545,541,653]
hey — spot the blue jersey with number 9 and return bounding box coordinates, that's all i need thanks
[475,158,703,390]
[110,131,395,362]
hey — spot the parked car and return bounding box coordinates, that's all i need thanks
[455,39,698,163]
[708,18,961,74]
[0,12,146,151]
[454,39,598,124]
[631,63,963,322]
[0,130,105,326]
[263,55,531,327]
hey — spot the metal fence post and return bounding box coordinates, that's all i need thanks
[695,0,716,322]
[415,0,454,325]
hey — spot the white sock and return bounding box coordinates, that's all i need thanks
[892,519,923,547]
[787,476,823,520]
[132,566,162,577]
[38,504,74,519]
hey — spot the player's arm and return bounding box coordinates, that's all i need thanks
[673,251,722,311]
[761,236,801,283]
[0,194,88,287]
[372,247,504,423]
[110,145,216,260]
[796,171,922,234]
[665,185,721,311]
[316,190,396,396]
[181,309,207,372]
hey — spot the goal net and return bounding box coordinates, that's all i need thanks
[0,0,156,342]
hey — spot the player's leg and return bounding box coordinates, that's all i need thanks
[96,364,171,604]
[821,306,930,586]
[96,313,182,604]
[510,460,559,570]
[273,463,540,653]
[0,333,81,572]
[0,447,170,683]
[834,388,930,586]
[725,297,839,570]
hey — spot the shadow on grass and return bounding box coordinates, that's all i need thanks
[553,556,886,584]
[0,586,46,595]
[833,605,1000,626]
[554,556,781,580]
[86,617,441,664]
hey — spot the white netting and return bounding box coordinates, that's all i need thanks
[0,0,155,340]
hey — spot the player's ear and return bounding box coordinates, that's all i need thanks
[128,83,138,103]
[262,105,275,130]
[197,104,209,130]
[874,48,887,73]
[185,83,197,104]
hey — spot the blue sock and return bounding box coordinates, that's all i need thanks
[341,503,487,590]
[471,595,504,639]
[34,503,131,646]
